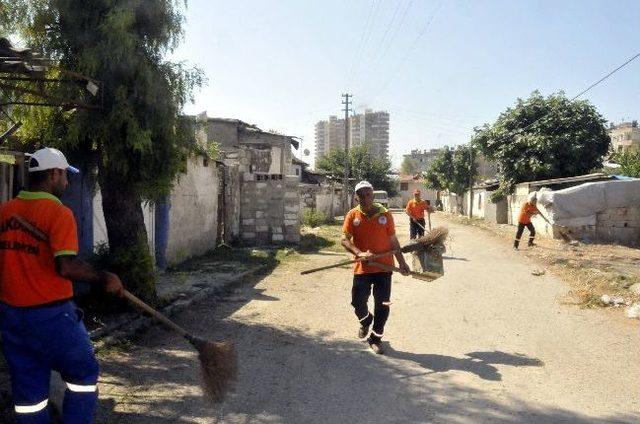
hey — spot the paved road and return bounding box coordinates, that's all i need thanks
[96,212,639,423]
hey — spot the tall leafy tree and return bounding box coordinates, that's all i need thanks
[2,1,204,300]
[316,145,398,197]
[472,91,610,199]
[424,145,476,212]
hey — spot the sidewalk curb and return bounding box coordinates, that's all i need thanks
[93,264,268,351]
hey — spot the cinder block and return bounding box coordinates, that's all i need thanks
[284,213,298,220]
[242,218,255,225]
[272,234,284,241]
[256,211,265,218]
[256,219,268,226]
[285,206,299,213]
[256,225,269,232]
[256,182,267,189]
[242,232,256,239]
[285,233,300,243]
[272,227,283,233]
[284,219,298,226]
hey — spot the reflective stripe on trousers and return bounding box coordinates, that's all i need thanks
[14,399,48,414]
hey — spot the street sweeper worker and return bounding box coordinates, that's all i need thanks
[0,147,124,423]
[405,189,433,239]
[513,191,541,250]
[341,180,410,355]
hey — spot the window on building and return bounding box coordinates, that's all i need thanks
[478,194,482,209]
[400,182,409,191]
[295,168,300,176]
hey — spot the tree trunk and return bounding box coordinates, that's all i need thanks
[98,166,156,302]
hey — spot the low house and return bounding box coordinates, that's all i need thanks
[508,173,614,226]
[392,174,436,208]
[465,180,508,224]
[196,113,301,245]
[508,173,640,246]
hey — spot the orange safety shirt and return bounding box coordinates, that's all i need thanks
[405,198,429,219]
[518,202,539,225]
[0,191,79,307]
[343,203,395,274]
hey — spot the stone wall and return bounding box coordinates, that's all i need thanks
[240,176,300,244]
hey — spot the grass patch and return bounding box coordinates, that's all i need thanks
[299,222,344,253]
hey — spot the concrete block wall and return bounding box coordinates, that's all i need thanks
[595,206,640,246]
[240,176,300,245]
[300,183,339,222]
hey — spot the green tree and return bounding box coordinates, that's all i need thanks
[423,145,476,212]
[3,1,204,300]
[316,145,398,197]
[471,91,610,200]
[613,149,640,178]
[400,156,418,174]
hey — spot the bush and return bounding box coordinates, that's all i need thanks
[302,208,327,227]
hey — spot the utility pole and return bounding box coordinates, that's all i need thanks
[468,146,475,218]
[341,93,352,214]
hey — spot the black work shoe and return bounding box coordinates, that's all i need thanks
[368,340,384,354]
[358,324,369,339]
[528,242,536,247]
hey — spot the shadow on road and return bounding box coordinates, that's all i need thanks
[93,275,638,424]
[385,347,543,381]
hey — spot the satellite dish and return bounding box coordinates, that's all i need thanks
[303,149,310,156]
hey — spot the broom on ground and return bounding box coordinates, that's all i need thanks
[122,290,236,403]
[300,226,449,275]
[11,214,236,403]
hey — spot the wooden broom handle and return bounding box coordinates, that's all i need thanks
[300,248,400,275]
[122,290,190,338]
[12,214,192,338]
[369,261,441,282]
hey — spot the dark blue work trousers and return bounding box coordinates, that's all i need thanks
[0,300,99,424]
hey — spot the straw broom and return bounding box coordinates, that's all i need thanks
[11,214,236,402]
[301,226,448,275]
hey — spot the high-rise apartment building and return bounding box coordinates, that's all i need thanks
[314,115,346,159]
[315,110,389,160]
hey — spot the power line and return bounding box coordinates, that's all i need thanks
[346,0,379,87]
[356,0,413,93]
[507,50,640,138]
[571,51,640,101]
[373,0,444,100]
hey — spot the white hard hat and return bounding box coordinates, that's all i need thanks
[354,180,373,193]
[527,191,537,203]
[29,147,79,174]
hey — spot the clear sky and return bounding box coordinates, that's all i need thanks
[172,0,640,168]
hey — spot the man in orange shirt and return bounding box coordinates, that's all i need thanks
[0,147,124,423]
[405,188,432,239]
[342,180,410,354]
[514,192,540,250]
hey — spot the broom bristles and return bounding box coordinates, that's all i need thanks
[189,337,237,403]
[401,227,449,253]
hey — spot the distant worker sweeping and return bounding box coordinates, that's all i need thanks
[514,191,543,250]
[405,189,433,239]
[341,181,410,355]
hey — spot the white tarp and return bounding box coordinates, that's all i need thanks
[534,179,640,227]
